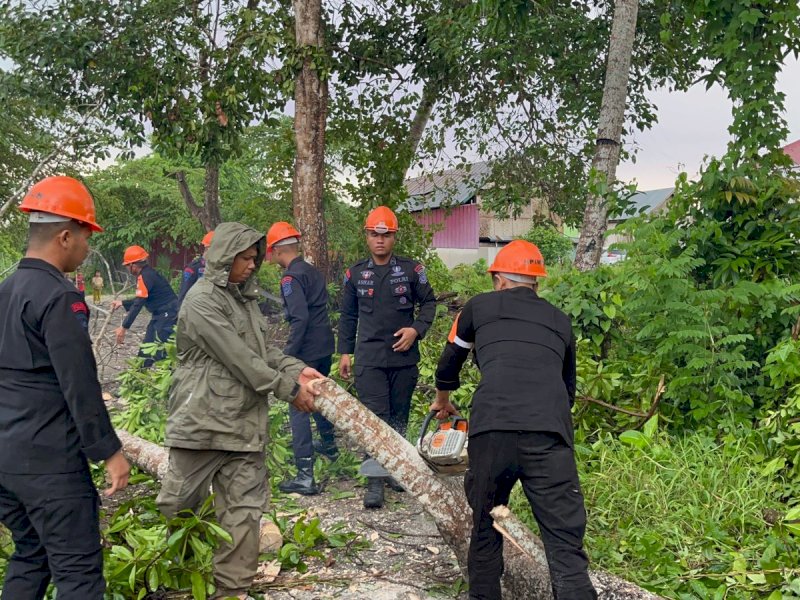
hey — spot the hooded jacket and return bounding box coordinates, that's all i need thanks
[165,222,306,452]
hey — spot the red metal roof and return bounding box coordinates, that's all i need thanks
[784,140,800,166]
[413,204,479,249]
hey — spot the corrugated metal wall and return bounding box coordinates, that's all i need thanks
[412,204,479,249]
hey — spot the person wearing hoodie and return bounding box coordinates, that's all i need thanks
[155,222,324,600]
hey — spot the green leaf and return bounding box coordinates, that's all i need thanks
[619,430,648,449]
[191,571,206,600]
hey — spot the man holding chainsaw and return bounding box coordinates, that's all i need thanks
[431,240,596,600]
[338,205,437,509]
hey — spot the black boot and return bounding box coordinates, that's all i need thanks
[313,437,339,461]
[363,477,385,509]
[278,457,319,495]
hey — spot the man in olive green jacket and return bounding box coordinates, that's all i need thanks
[157,222,322,600]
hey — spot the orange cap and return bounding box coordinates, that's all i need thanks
[488,240,547,279]
[266,221,301,250]
[123,245,149,265]
[364,206,398,233]
[201,230,215,247]
[19,176,104,232]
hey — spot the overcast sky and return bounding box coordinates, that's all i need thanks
[616,55,800,190]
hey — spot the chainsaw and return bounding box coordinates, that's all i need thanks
[416,410,469,476]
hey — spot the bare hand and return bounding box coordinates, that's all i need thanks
[339,354,352,379]
[392,327,419,352]
[110,299,123,311]
[430,389,459,420]
[103,451,131,497]
[291,380,320,413]
[115,326,127,345]
[299,366,325,385]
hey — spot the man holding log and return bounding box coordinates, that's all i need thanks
[155,222,323,600]
[431,240,597,600]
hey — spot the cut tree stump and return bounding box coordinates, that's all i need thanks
[117,379,663,599]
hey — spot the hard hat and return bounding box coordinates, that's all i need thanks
[123,245,149,265]
[488,240,547,279]
[19,176,104,232]
[266,221,301,250]
[364,206,398,233]
[201,230,215,247]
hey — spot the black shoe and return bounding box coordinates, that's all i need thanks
[278,457,319,496]
[313,438,340,461]
[363,477,385,509]
[385,476,405,492]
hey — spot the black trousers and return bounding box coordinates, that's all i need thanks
[140,304,178,367]
[0,468,104,600]
[354,364,418,437]
[465,431,596,600]
[289,356,336,460]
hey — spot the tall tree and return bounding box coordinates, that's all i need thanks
[574,0,640,271]
[292,0,330,278]
[0,0,288,231]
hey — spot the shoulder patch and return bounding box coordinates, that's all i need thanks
[71,301,88,314]
[281,275,294,297]
[344,268,351,284]
[415,263,428,284]
[71,300,89,331]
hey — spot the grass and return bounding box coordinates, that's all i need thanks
[509,429,797,599]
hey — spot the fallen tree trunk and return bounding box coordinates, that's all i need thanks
[312,379,662,600]
[118,380,662,599]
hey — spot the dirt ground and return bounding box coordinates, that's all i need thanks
[91,295,469,600]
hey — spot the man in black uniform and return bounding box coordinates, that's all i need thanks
[267,221,338,495]
[111,245,179,367]
[0,176,130,600]
[177,230,214,306]
[338,206,437,508]
[431,240,596,600]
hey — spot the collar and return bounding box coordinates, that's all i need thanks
[367,255,396,269]
[18,257,65,277]
[287,256,304,269]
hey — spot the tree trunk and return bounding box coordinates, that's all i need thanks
[573,0,639,271]
[117,380,663,599]
[292,0,330,280]
[203,163,222,229]
[401,79,438,181]
[171,168,221,231]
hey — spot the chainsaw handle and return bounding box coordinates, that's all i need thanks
[417,410,438,449]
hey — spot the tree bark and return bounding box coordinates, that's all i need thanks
[292,0,330,280]
[573,0,639,271]
[170,169,221,231]
[118,380,663,599]
[401,80,438,181]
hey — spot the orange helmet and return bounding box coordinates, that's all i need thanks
[201,230,215,247]
[123,245,149,265]
[488,240,547,279]
[364,206,398,233]
[266,221,302,250]
[19,176,103,232]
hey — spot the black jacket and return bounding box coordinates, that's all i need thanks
[122,264,178,329]
[337,255,436,368]
[177,256,205,306]
[435,286,577,445]
[280,256,335,362]
[0,258,121,474]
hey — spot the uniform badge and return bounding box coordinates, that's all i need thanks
[344,269,351,283]
[368,288,374,297]
[398,296,408,304]
[394,284,407,295]
[361,270,374,279]
[281,275,293,296]
[415,264,428,284]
